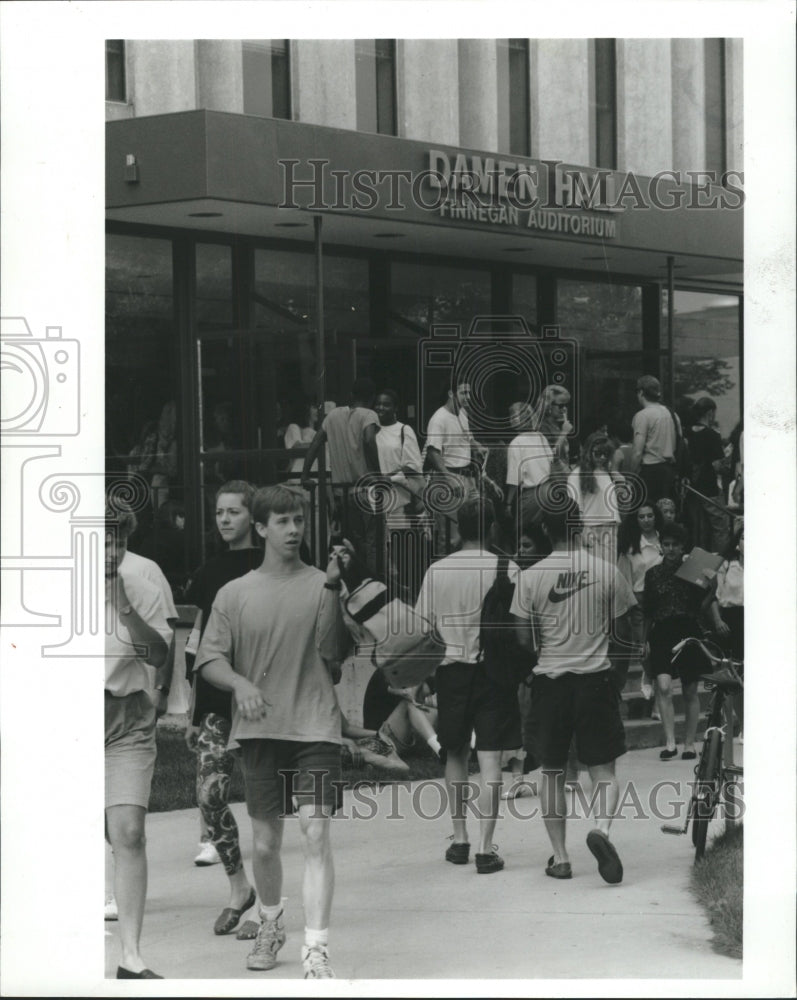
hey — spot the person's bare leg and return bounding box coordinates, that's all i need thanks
[541,767,568,863]
[297,806,334,930]
[656,674,676,749]
[586,761,619,836]
[475,750,503,854]
[106,804,149,974]
[681,681,700,751]
[444,745,472,844]
[250,816,284,907]
[407,702,437,744]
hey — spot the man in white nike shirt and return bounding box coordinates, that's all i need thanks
[510,489,635,884]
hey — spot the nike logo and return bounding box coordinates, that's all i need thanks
[547,571,596,603]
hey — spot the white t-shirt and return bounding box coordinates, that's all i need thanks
[105,574,174,696]
[510,548,636,677]
[506,432,553,487]
[376,421,424,510]
[618,534,662,594]
[567,469,621,524]
[415,549,519,665]
[120,550,178,620]
[424,406,472,469]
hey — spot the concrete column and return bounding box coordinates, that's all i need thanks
[532,39,590,165]
[725,39,743,175]
[671,39,706,175]
[293,40,356,130]
[196,40,243,113]
[457,39,498,150]
[617,39,673,175]
[400,40,459,144]
[127,40,197,117]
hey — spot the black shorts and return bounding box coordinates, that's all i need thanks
[435,662,521,753]
[648,617,704,684]
[238,739,342,819]
[530,670,626,769]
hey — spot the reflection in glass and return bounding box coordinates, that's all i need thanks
[670,290,740,437]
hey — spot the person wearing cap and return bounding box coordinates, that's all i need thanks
[684,396,730,554]
[629,375,681,504]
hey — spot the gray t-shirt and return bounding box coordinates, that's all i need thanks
[322,405,379,484]
[632,403,676,465]
[195,564,348,745]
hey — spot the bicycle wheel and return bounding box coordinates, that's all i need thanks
[692,729,722,860]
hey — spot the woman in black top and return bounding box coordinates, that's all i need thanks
[184,481,263,937]
[684,397,730,554]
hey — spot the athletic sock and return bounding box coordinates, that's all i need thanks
[305,927,329,949]
[260,902,283,923]
[426,735,442,756]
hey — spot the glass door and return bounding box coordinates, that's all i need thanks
[196,329,284,547]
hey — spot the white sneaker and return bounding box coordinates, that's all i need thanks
[194,841,221,866]
[302,943,335,979]
[104,896,118,921]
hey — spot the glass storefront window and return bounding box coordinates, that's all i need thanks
[512,273,538,328]
[557,279,642,352]
[670,290,741,437]
[106,233,189,593]
[106,233,175,471]
[558,279,644,442]
[196,244,233,328]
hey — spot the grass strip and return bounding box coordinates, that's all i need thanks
[691,823,743,960]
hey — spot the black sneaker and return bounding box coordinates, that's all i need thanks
[659,748,678,760]
[445,839,470,865]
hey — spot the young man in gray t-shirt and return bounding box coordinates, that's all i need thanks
[196,485,349,979]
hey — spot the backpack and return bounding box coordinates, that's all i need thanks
[477,557,534,689]
[342,579,446,688]
[666,406,691,480]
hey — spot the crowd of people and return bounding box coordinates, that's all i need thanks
[104,371,743,979]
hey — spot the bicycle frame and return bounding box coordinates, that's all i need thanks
[660,638,743,860]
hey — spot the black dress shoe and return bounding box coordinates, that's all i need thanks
[116,966,164,979]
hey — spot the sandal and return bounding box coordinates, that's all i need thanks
[545,856,572,879]
[213,887,256,936]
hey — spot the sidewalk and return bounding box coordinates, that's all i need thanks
[105,746,742,981]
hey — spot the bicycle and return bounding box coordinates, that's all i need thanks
[661,636,744,862]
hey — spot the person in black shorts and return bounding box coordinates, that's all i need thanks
[511,488,635,884]
[643,522,706,761]
[415,495,522,875]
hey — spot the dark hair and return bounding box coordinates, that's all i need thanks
[376,388,399,408]
[659,522,688,546]
[105,502,137,541]
[691,396,716,421]
[578,431,614,495]
[457,494,494,543]
[252,484,305,526]
[154,499,185,529]
[636,375,662,401]
[723,523,744,561]
[351,377,376,405]
[618,503,663,556]
[215,480,255,510]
